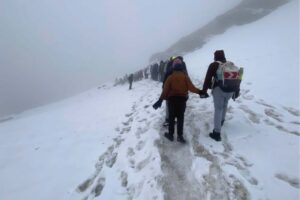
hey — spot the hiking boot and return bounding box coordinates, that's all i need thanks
[164,132,174,141]
[177,136,186,143]
[209,130,221,142]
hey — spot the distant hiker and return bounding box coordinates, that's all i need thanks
[153,58,201,143]
[144,67,149,79]
[128,73,133,90]
[200,50,242,141]
[159,60,165,82]
[152,63,159,81]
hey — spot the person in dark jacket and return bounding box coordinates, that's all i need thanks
[153,58,200,143]
[128,73,133,90]
[200,50,238,141]
[162,56,188,87]
[162,56,189,126]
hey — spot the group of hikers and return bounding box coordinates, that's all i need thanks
[115,68,148,88]
[153,50,243,143]
[114,59,178,90]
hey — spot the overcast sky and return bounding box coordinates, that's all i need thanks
[0,0,241,117]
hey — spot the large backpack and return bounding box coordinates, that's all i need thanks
[215,61,243,92]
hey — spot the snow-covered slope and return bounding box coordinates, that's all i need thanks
[0,1,299,200]
[185,0,299,108]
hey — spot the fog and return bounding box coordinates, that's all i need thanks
[0,0,241,117]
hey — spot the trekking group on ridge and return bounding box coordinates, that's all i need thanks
[114,59,170,89]
[153,50,243,143]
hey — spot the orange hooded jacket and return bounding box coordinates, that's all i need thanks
[160,71,200,99]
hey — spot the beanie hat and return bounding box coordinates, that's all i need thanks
[214,50,226,62]
[172,58,183,71]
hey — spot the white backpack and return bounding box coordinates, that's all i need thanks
[215,61,243,92]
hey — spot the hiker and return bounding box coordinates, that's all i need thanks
[162,56,189,127]
[199,50,242,141]
[144,67,149,79]
[153,58,201,143]
[128,73,133,90]
[158,60,163,82]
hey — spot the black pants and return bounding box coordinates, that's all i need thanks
[168,96,186,137]
[129,81,132,90]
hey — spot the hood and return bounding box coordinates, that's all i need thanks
[214,50,227,62]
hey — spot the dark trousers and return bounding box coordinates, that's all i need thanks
[168,96,186,137]
[129,81,132,90]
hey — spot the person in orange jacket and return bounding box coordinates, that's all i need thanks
[153,58,201,143]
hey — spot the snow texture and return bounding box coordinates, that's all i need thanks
[0,1,299,200]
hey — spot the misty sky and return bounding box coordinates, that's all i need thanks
[0,0,241,117]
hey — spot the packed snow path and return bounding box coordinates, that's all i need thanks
[71,78,299,200]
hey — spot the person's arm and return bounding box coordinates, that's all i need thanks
[160,76,171,99]
[183,62,188,75]
[202,63,218,92]
[186,76,200,94]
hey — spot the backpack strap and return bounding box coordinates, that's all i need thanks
[215,61,225,85]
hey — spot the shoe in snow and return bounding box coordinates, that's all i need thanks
[164,132,174,141]
[177,136,186,143]
[209,130,221,142]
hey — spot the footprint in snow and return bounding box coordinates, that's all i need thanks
[125,112,134,117]
[256,99,275,108]
[122,117,133,126]
[113,137,124,148]
[283,106,300,117]
[92,177,106,197]
[136,140,146,151]
[105,152,118,168]
[264,108,284,122]
[263,119,300,136]
[242,93,255,101]
[290,121,300,125]
[115,127,120,132]
[225,160,258,186]
[129,159,135,168]
[127,147,135,157]
[238,105,262,124]
[120,126,131,134]
[275,173,300,189]
[136,154,152,171]
[135,125,149,138]
[138,118,147,122]
[120,171,128,187]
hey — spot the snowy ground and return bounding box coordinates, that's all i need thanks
[0,1,299,200]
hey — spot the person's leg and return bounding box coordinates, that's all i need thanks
[221,92,233,125]
[213,87,224,133]
[176,98,186,138]
[164,100,169,125]
[165,98,175,141]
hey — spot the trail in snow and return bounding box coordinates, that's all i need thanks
[153,77,299,200]
[71,79,299,200]
[155,125,204,200]
[71,81,163,200]
[154,79,251,200]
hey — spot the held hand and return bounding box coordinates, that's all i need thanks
[199,90,209,98]
[153,99,163,110]
[232,90,240,101]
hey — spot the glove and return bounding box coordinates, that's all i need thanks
[199,90,209,98]
[153,99,163,110]
[232,90,240,101]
